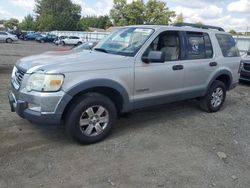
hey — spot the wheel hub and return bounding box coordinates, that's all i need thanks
[211,87,224,108]
[79,105,109,137]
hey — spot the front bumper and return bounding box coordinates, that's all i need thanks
[240,69,250,82]
[9,92,62,125]
[9,85,72,125]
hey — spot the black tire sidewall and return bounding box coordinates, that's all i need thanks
[206,81,226,112]
[65,93,117,144]
[6,38,12,43]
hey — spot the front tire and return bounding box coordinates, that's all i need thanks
[6,38,13,43]
[77,41,82,46]
[65,93,117,144]
[200,80,226,112]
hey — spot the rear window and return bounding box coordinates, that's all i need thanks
[216,34,239,57]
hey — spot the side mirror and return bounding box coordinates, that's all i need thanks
[142,51,165,63]
[247,51,250,55]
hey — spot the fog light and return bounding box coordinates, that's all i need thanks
[28,103,41,112]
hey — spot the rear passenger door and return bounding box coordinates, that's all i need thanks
[68,36,75,44]
[182,32,215,98]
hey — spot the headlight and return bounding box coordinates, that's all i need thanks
[26,73,64,92]
[11,66,17,79]
[239,61,244,73]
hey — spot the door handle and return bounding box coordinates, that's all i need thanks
[172,65,184,70]
[209,62,218,67]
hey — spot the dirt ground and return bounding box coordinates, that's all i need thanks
[0,41,250,188]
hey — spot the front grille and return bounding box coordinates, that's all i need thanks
[240,75,250,80]
[12,67,25,89]
[243,63,250,71]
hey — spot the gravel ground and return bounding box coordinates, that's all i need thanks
[0,41,250,188]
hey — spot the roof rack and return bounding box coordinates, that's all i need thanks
[173,22,225,32]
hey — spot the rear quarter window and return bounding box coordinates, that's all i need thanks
[216,34,239,57]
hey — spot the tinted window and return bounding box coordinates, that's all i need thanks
[0,32,7,35]
[216,34,239,57]
[186,32,206,59]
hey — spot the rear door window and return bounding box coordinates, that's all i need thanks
[186,32,213,59]
[216,34,239,57]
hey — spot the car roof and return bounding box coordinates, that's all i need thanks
[124,25,227,35]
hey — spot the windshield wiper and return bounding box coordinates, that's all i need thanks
[94,48,108,53]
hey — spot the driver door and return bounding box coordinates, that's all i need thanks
[133,31,185,108]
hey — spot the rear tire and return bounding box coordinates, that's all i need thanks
[200,80,226,112]
[6,38,13,43]
[65,93,117,144]
[77,41,82,46]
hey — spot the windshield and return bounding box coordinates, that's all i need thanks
[94,27,154,57]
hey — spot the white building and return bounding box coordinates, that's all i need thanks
[234,36,250,55]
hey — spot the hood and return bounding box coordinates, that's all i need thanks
[16,50,133,74]
[242,54,250,63]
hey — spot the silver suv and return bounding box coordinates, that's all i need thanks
[9,23,240,144]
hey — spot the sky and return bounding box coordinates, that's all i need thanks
[0,0,249,31]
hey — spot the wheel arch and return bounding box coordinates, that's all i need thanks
[6,38,13,43]
[60,79,131,119]
[206,70,233,93]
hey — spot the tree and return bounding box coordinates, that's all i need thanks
[19,14,37,31]
[175,13,184,23]
[110,0,176,26]
[124,0,144,25]
[4,18,19,29]
[97,16,112,29]
[110,0,127,26]
[35,0,81,31]
[229,30,237,35]
[79,15,112,30]
[144,0,175,25]
[196,21,203,26]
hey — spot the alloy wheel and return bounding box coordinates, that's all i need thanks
[79,105,109,137]
[211,87,224,108]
